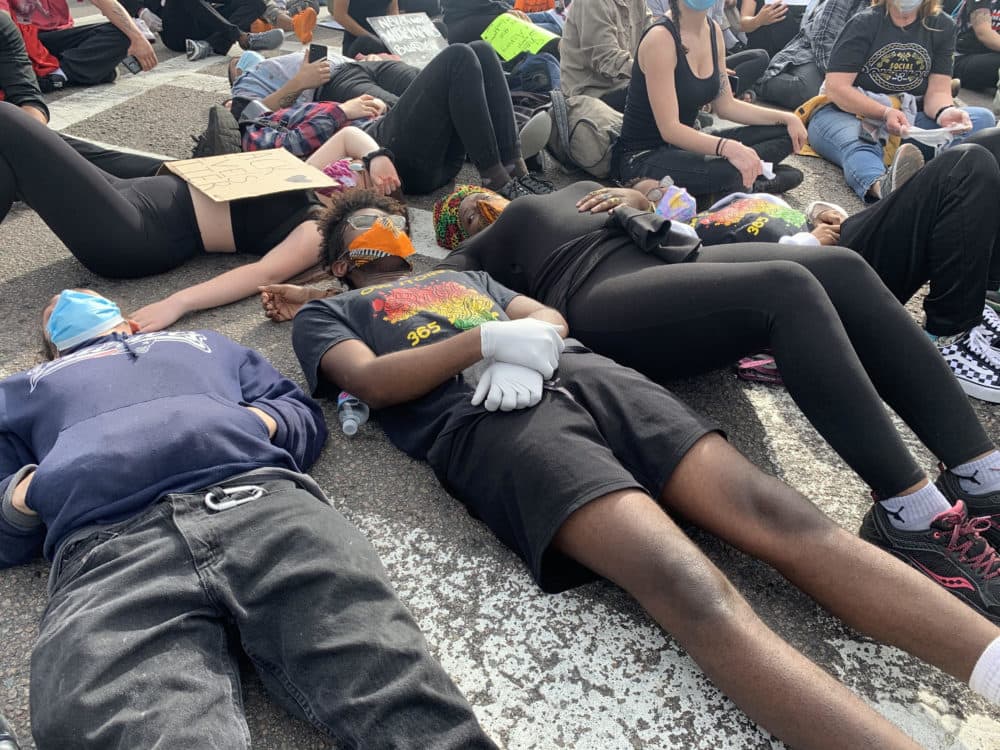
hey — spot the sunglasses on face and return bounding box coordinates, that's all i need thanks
[345,214,407,231]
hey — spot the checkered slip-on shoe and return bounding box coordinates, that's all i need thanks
[935,325,1000,403]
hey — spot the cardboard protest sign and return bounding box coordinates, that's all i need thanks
[368,13,446,69]
[481,14,557,61]
[157,149,335,202]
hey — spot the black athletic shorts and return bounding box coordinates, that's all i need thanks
[426,345,721,593]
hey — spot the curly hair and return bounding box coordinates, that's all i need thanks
[318,189,410,269]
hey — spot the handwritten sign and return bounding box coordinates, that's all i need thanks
[481,14,558,61]
[368,13,447,69]
[157,149,335,202]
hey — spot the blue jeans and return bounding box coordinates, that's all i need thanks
[808,103,997,198]
[527,10,563,34]
[30,472,497,750]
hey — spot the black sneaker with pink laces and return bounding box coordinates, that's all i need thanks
[860,500,1000,624]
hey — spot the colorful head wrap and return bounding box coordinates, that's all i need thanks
[433,185,499,251]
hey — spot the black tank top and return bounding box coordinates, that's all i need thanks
[617,17,721,155]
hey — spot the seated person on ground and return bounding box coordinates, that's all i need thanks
[735,0,803,58]
[288,192,1000,750]
[0,101,402,331]
[708,0,770,101]
[805,0,995,202]
[1,288,498,750]
[954,0,1000,92]
[441,0,562,44]
[155,0,286,60]
[0,0,157,90]
[253,0,320,44]
[0,9,48,123]
[230,46,553,195]
[558,0,651,112]
[755,0,867,111]
[330,0,395,56]
[611,0,807,201]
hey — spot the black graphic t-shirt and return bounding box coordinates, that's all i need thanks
[827,8,955,96]
[292,269,519,458]
[957,0,1000,54]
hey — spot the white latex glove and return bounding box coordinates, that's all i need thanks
[479,319,565,378]
[471,361,544,412]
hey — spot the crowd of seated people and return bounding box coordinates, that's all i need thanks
[2,0,1000,747]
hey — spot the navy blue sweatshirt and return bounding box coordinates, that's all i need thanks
[0,330,327,567]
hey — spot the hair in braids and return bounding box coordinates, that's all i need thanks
[667,0,689,53]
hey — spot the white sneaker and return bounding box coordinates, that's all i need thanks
[936,325,1000,403]
[981,304,1000,351]
[139,7,163,32]
[185,39,213,61]
[133,16,156,42]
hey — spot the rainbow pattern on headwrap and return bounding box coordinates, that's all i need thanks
[433,184,496,251]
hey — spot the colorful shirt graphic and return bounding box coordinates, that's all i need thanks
[293,269,522,458]
[370,279,501,330]
[690,195,808,245]
[0,0,72,31]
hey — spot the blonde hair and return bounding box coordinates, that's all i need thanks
[871,0,943,27]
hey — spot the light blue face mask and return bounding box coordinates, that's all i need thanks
[681,0,718,12]
[893,0,923,11]
[236,50,265,77]
[46,290,125,351]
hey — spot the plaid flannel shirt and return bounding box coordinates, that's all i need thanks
[242,101,352,158]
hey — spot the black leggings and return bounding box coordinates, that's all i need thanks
[840,133,1000,336]
[366,42,519,194]
[614,124,794,197]
[564,242,993,498]
[161,0,265,55]
[726,49,769,98]
[954,52,1000,92]
[0,102,202,278]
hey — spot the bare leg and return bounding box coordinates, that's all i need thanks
[661,435,999,680]
[552,487,920,750]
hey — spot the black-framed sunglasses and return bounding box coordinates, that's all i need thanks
[345,214,407,231]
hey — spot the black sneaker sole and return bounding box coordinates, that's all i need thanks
[859,508,1000,625]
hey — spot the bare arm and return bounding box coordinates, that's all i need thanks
[260,58,332,110]
[739,0,787,33]
[332,0,375,40]
[641,26,724,155]
[90,0,158,69]
[319,296,568,408]
[823,70,890,118]
[132,221,324,331]
[971,7,1000,51]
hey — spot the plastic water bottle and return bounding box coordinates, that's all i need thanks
[337,392,369,436]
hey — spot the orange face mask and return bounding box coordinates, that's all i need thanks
[347,218,416,268]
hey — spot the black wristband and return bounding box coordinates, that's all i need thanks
[361,147,394,170]
[933,104,954,123]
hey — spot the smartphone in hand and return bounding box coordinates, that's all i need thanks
[122,55,142,74]
[308,43,328,63]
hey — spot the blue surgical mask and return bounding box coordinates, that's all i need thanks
[893,0,923,11]
[46,290,125,351]
[236,50,265,77]
[682,0,718,11]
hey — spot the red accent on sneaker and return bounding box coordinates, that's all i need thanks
[912,560,975,591]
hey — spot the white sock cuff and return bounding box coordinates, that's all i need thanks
[953,450,1000,476]
[970,635,1000,704]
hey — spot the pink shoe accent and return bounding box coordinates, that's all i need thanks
[933,501,1000,581]
[913,560,975,591]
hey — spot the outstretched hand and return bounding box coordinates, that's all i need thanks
[131,298,186,332]
[259,284,331,321]
[367,155,401,195]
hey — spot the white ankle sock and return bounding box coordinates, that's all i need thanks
[970,635,1000,705]
[952,451,1000,496]
[879,482,952,531]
